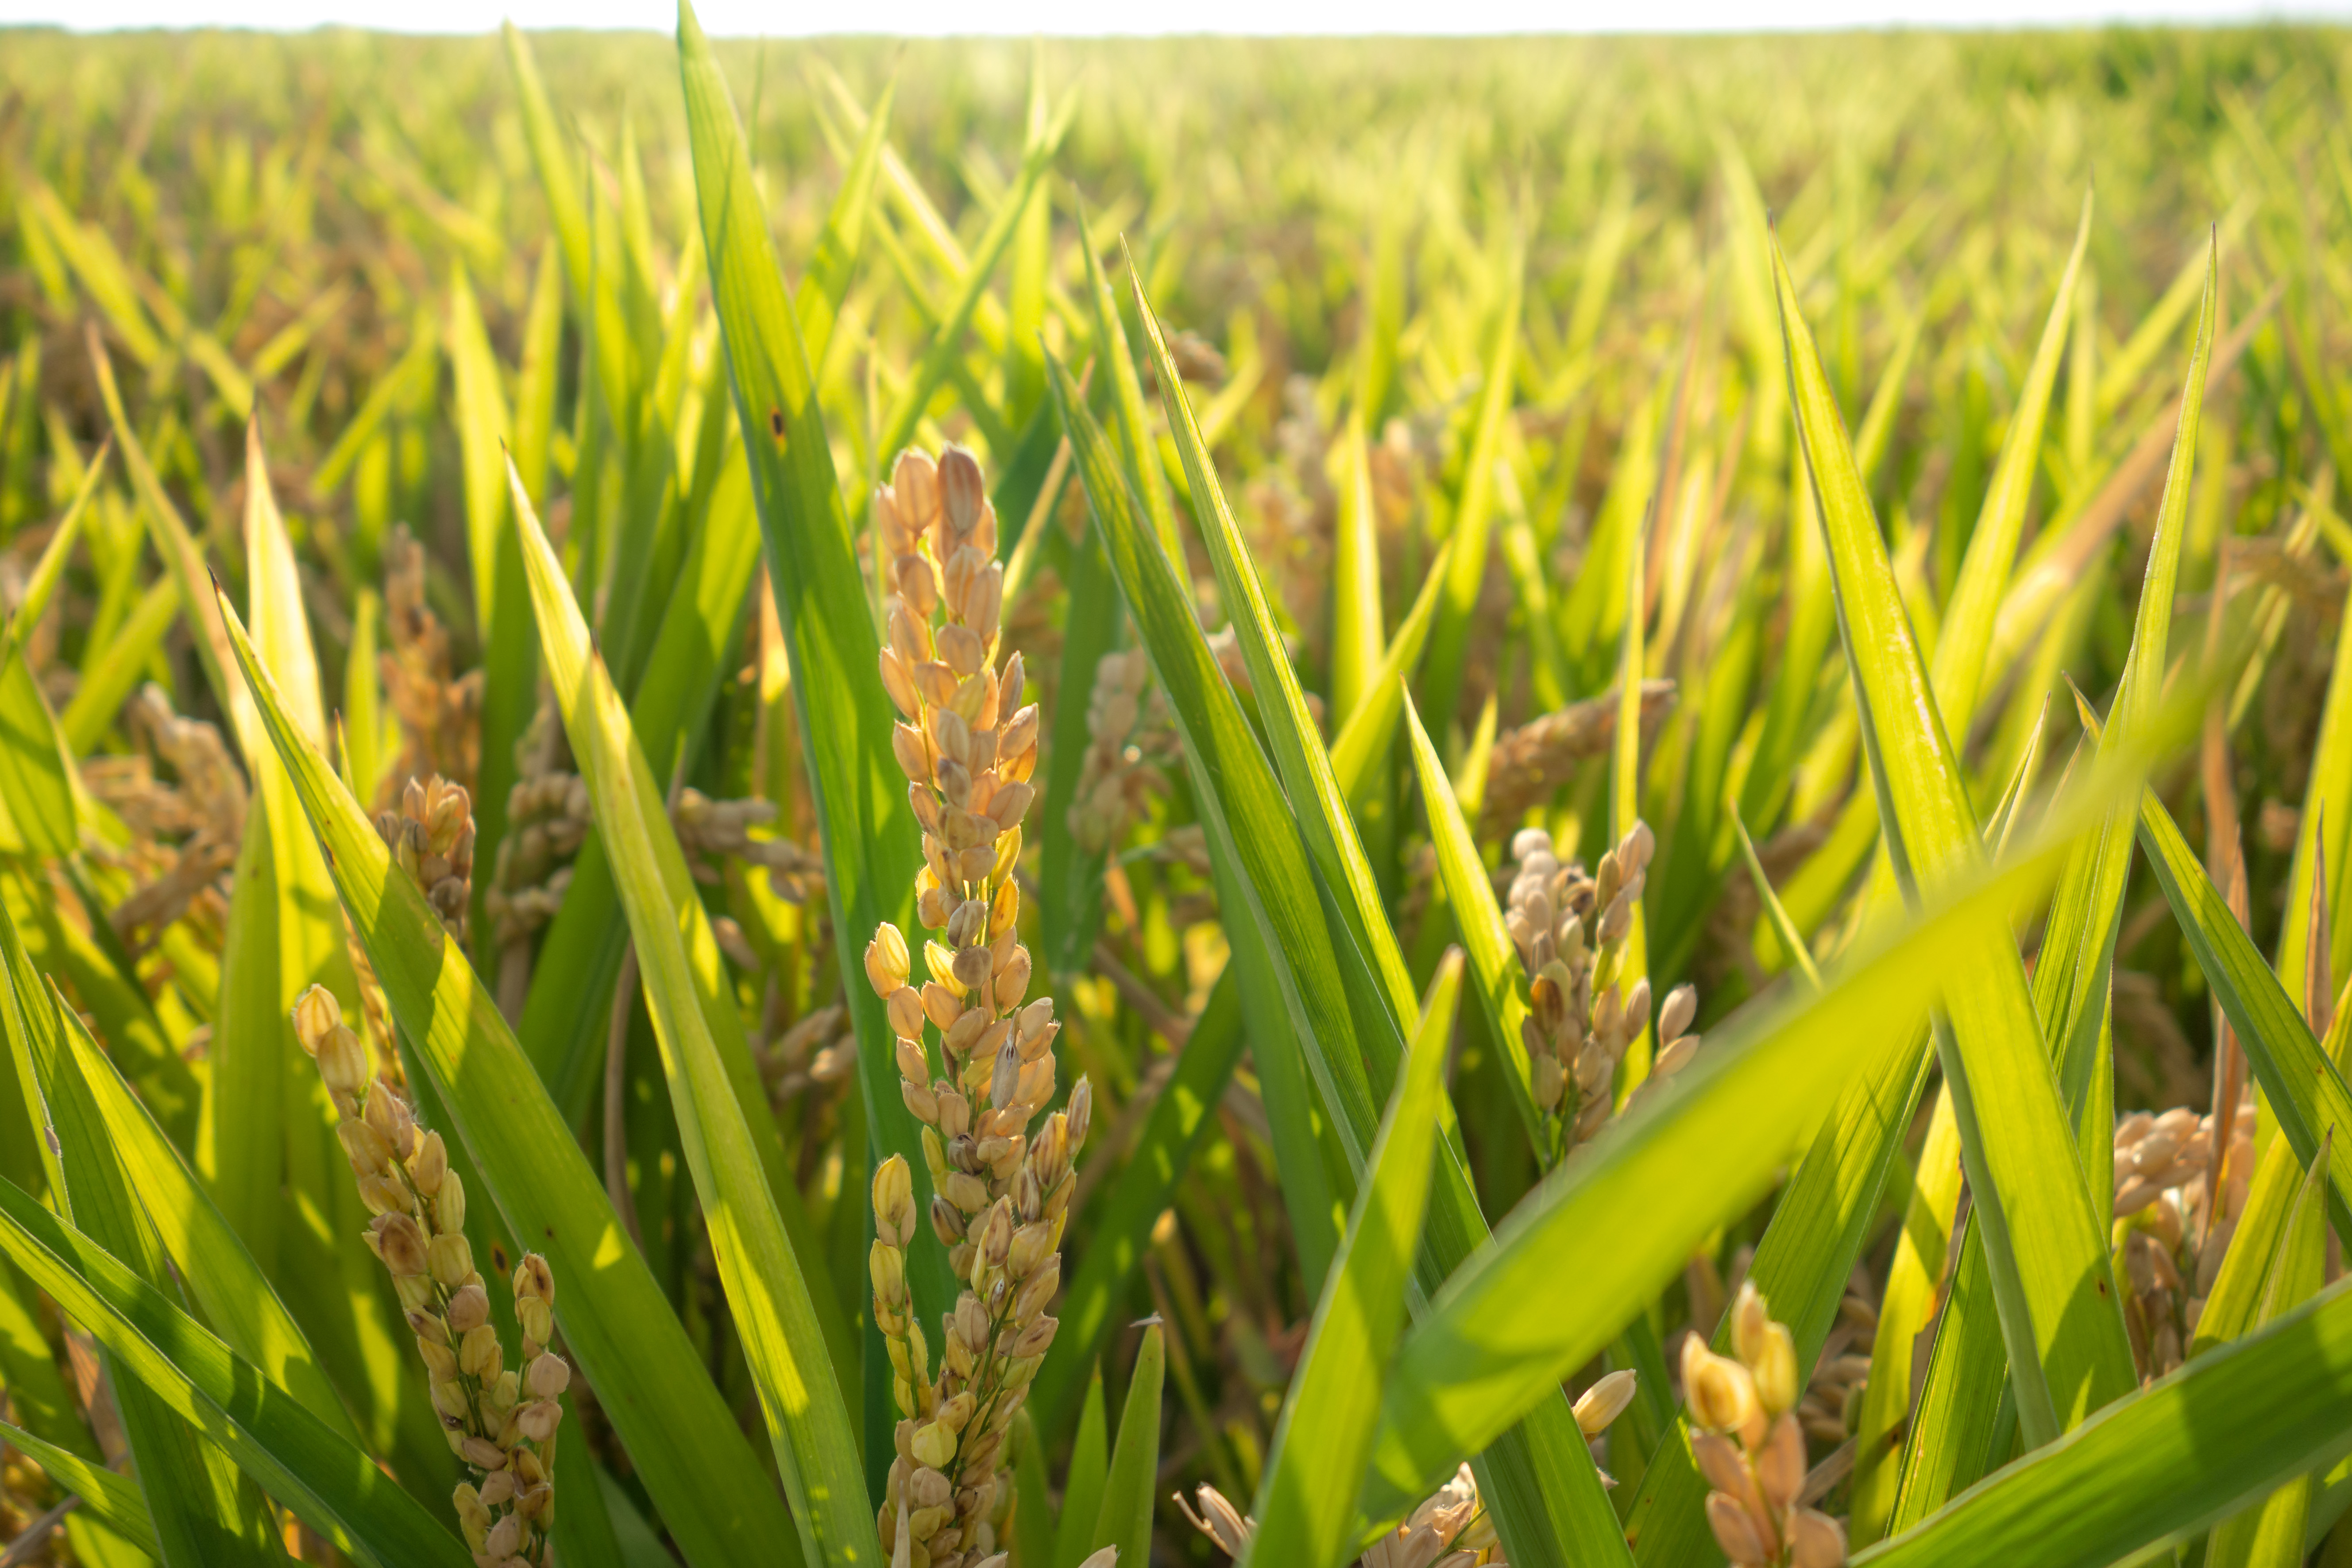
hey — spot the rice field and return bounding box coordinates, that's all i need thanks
[0,16,2349,1568]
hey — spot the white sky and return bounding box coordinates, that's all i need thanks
[2,0,2346,34]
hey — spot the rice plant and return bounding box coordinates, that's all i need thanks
[0,13,2349,1568]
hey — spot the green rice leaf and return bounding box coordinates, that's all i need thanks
[1243,950,1461,1568]
[61,574,177,758]
[1422,239,1523,741]
[1037,519,1120,980]
[502,23,590,300]
[1774,232,2135,1448]
[48,987,355,1443]
[515,456,761,1116]
[1130,257,1421,1050]
[1885,230,2216,1534]
[0,1417,156,1555]
[0,1174,464,1566]
[2138,791,2352,1240]
[1330,414,1385,730]
[1055,1367,1112,1568]
[1366,744,2127,1521]
[506,457,872,1565]
[1034,976,1242,1440]
[4,903,288,1564]
[1055,352,1617,1568]
[677,0,953,1341]
[1410,692,1543,1154]
[1329,533,1453,808]
[0,438,106,681]
[2205,1133,2331,1568]
[876,89,1070,466]
[445,263,537,958]
[216,582,799,1567]
[1852,1277,2352,1568]
[1078,215,1179,560]
[1086,1324,1164,1568]
[2191,996,2352,1363]
[89,330,248,748]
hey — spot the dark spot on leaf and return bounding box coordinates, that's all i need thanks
[769,408,785,440]
[2096,1277,2109,1295]
[491,1241,510,1274]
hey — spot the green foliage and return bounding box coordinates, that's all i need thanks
[2,23,2351,1568]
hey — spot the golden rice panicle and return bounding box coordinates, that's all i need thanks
[2112,1095,2254,1381]
[95,684,247,951]
[380,525,484,804]
[487,703,590,954]
[1479,679,1676,836]
[292,984,564,1568]
[1067,647,1158,854]
[1796,1271,1877,1445]
[672,785,824,902]
[862,444,1090,1568]
[1504,817,1697,1163]
[1685,1282,1846,1568]
[376,773,475,941]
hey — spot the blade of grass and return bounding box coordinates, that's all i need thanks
[1422,236,1523,741]
[2138,790,2352,1239]
[803,76,896,367]
[1331,413,1385,730]
[1038,520,1120,978]
[1078,209,1179,560]
[506,458,873,1564]
[1329,533,1453,807]
[1131,257,1421,1054]
[1054,1367,1111,1568]
[1730,800,1822,989]
[875,93,1071,466]
[217,587,801,1567]
[517,455,762,1117]
[1370,722,2143,1522]
[0,1174,465,1566]
[0,1417,155,1555]
[1880,235,2217,1537]
[677,0,954,1344]
[1033,976,1241,1440]
[2205,1134,2332,1568]
[0,440,107,681]
[1085,1325,1164,1568]
[1774,232,2136,1445]
[447,263,537,958]
[87,327,250,746]
[48,985,356,1443]
[502,23,590,300]
[1411,699,1545,1155]
[5,915,290,1565]
[1852,1277,2352,1568]
[1768,196,2092,949]
[1057,355,1619,1568]
[2035,232,2213,1196]
[1242,951,1461,1568]
[2192,971,2352,1363]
